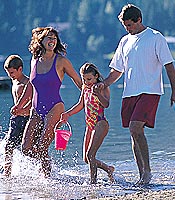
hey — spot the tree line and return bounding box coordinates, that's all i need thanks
[0,0,175,69]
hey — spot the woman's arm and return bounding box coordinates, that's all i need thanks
[11,101,32,116]
[57,56,82,90]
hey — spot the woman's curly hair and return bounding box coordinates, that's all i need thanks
[29,27,67,59]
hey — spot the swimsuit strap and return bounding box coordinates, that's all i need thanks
[53,53,58,66]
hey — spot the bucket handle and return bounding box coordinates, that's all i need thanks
[54,121,72,134]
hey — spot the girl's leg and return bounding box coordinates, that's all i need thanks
[83,127,92,163]
[87,120,115,183]
[38,103,65,177]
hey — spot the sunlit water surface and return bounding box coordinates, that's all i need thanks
[0,76,175,199]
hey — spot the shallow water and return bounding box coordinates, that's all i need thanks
[0,78,175,199]
[1,151,175,199]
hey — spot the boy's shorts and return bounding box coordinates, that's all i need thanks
[121,93,160,128]
[6,115,29,148]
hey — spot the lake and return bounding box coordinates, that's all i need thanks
[0,67,175,199]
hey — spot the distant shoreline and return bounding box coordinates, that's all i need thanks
[0,76,172,91]
[0,76,11,90]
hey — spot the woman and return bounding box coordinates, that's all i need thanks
[22,27,82,177]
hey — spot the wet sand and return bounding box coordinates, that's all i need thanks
[96,189,175,200]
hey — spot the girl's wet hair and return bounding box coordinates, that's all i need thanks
[80,63,104,83]
[29,26,67,59]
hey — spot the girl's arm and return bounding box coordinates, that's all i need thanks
[93,85,110,108]
[61,90,84,122]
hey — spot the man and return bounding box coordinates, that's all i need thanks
[97,4,175,185]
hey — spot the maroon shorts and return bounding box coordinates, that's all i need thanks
[121,93,160,128]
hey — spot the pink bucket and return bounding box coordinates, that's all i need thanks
[54,122,72,150]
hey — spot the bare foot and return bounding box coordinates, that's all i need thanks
[107,166,115,183]
[90,180,97,184]
[134,171,152,186]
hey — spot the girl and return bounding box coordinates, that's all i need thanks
[61,63,114,184]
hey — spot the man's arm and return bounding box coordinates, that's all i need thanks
[165,62,175,106]
[103,68,123,87]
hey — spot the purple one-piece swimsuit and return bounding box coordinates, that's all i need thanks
[30,54,64,120]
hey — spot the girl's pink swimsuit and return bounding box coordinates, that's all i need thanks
[30,54,64,120]
[84,86,106,130]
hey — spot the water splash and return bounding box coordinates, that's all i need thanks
[1,139,175,199]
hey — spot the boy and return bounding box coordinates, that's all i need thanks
[3,54,33,177]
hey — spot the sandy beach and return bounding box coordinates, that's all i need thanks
[95,189,175,200]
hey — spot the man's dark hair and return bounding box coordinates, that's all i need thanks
[118,4,142,23]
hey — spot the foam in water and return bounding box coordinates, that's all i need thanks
[1,136,175,200]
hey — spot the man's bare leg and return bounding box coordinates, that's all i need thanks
[129,121,152,185]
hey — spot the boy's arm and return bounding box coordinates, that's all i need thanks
[12,102,32,116]
[16,81,33,109]
[11,81,33,116]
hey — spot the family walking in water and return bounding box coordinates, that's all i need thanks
[1,3,175,186]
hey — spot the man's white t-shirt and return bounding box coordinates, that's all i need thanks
[109,27,174,98]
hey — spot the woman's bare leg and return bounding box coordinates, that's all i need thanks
[22,108,43,158]
[37,103,65,177]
